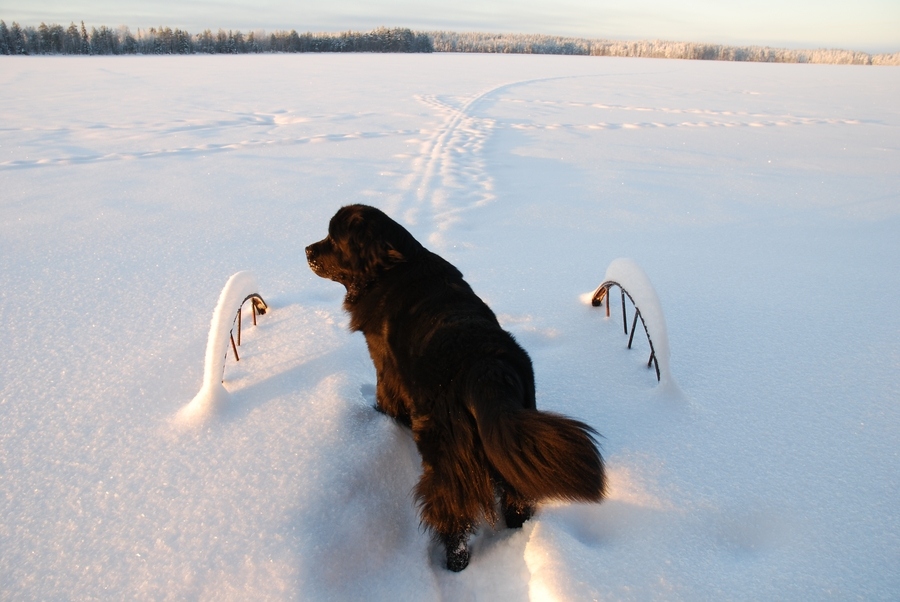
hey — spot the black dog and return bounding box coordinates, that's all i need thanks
[306,204,605,571]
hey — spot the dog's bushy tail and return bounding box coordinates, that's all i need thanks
[477,405,606,503]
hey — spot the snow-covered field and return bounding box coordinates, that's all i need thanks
[1,53,898,600]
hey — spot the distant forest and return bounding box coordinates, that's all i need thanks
[0,22,433,55]
[431,31,900,66]
[2,20,898,66]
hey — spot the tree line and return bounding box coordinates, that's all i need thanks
[2,20,898,65]
[430,31,900,66]
[0,21,433,55]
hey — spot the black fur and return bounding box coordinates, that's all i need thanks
[306,204,606,571]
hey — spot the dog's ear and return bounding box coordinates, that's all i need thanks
[363,242,404,273]
[385,245,406,265]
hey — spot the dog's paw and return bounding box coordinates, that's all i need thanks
[442,532,470,572]
[503,501,535,529]
[373,403,413,428]
[446,544,470,572]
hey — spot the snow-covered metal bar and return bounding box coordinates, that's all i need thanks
[176,271,267,424]
[590,258,671,384]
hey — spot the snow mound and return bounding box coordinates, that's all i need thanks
[584,258,676,390]
[176,271,267,426]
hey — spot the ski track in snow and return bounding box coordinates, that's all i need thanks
[391,85,503,245]
[384,76,865,249]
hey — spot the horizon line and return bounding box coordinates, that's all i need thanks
[2,19,898,59]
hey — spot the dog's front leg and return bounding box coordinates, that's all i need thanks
[374,374,412,428]
[440,530,471,572]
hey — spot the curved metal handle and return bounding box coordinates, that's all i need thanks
[592,280,660,382]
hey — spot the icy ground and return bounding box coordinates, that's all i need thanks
[1,54,898,600]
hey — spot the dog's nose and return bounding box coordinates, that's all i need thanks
[305,246,314,260]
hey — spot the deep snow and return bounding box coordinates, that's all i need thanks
[1,54,898,600]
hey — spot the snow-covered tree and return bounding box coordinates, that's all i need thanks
[63,22,80,53]
[8,21,25,54]
[0,20,10,54]
[79,21,90,54]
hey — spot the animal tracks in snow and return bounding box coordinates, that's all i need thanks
[498,97,865,131]
[2,81,864,180]
[0,130,419,170]
[0,110,415,170]
[394,77,586,245]
[393,88,502,245]
[387,76,866,249]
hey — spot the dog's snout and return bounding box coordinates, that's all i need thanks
[306,242,328,278]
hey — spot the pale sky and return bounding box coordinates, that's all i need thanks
[3,0,899,53]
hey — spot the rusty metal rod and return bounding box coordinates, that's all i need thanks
[628,310,639,349]
[592,280,662,383]
[648,351,660,381]
[221,294,269,380]
[230,332,240,362]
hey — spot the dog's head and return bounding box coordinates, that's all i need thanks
[306,204,422,303]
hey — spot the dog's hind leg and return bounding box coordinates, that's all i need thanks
[500,485,535,529]
[412,421,495,571]
[414,454,480,571]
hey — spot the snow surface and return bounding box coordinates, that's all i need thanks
[1,54,898,600]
